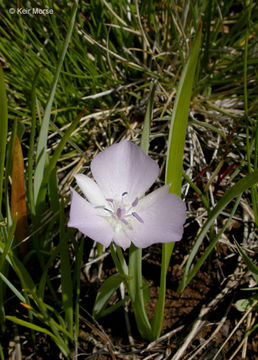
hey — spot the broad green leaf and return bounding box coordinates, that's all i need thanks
[93,273,124,319]
[0,65,8,216]
[166,23,203,197]
[34,2,78,204]
[151,24,202,340]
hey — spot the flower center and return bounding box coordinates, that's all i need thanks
[100,192,144,226]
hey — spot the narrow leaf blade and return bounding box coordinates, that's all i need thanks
[151,24,202,339]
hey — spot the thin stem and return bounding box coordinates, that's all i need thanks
[115,245,128,274]
[151,243,174,339]
[110,243,124,276]
[128,244,152,340]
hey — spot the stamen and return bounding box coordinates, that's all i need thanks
[122,191,128,197]
[131,197,138,207]
[104,208,113,214]
[106,198,114,203]
[121,218,128,225]
[132,212,144,224]
[116,207,122,218]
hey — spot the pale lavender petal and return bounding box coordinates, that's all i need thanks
[68,188,114,247]
[90,140,159,202]
[129,185,186,248]
[74,174,108,207]
[113,229,131,250]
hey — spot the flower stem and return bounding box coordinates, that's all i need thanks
[110,243,152,339]
[151,242,175,339]
[110,243,124,276]
[128,244,152,340]
[115,245,128,274]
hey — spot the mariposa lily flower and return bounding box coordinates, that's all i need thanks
[68,140,186,250]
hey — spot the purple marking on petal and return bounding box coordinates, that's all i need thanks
[132,212,144,223]
[121,218,128,225]
[131,197,138,207]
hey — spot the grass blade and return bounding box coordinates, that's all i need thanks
[140,82,156,153]
[235,241,258,283]
[27,69,41,218]
[0,272,25,303]
[74,237,84,339]
[0,65,8,216]
[59,199,73,336]
[34,2,78,204]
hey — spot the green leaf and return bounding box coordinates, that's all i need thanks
[166,23,202,197]
[151,24,202,340]
[235,296,258,312]
[93,273,124,319]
